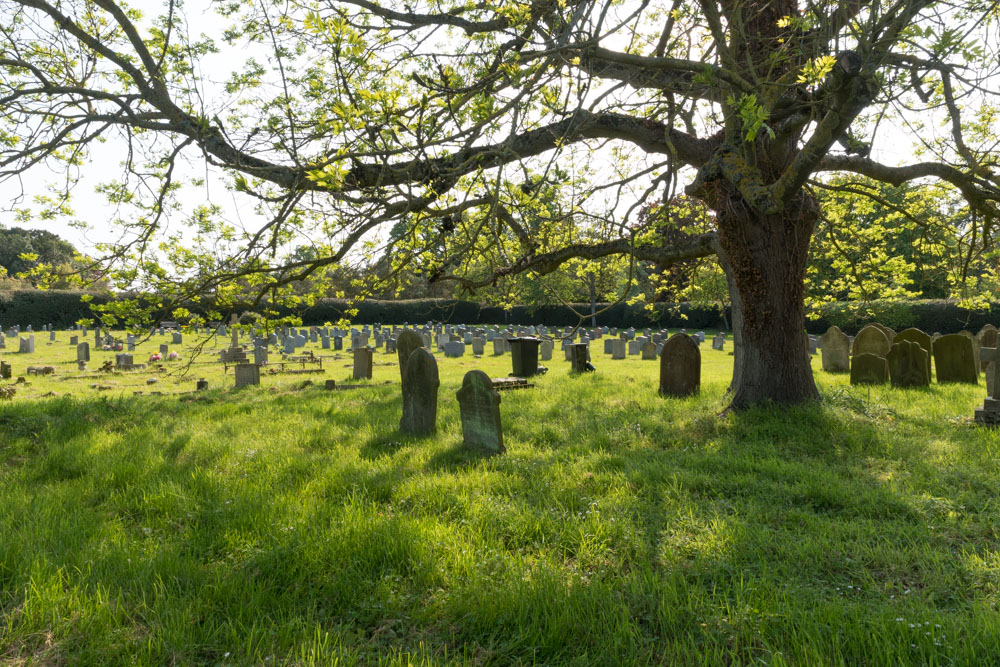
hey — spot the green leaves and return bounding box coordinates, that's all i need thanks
[726,93,773,142]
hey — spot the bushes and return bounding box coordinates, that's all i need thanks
[2,290,998,333]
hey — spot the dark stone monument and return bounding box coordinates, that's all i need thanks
[456,370,503,453]
[510,337,541,377]
[353,347,374,380]
[819,325,850,372]
[892,328,932,382]
[887,340,930,387]
[850,353,888,385]
[852,325,890,358]
[568,343,591,373]
[400,348,439,435]
[934,334,978,384]
[396,330,424,381]
[659,333,700,396]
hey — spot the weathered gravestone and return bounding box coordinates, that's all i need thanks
[852,325,890,358]
[396,330,424,381]
[510,337,540,377]
[77,342,90,362]
[850,353,888,385]
[321,335,330,350]
[887,340,930,388]
[116,353,134,368]
[353,347,374,380]
[819,325,850,372]
[334,336,343,351]
[18,336,34,354]
[493,338,506,355]
[979,325,998,372]
[959,330,981,375]
[172,332,183,344]
[400,348,439,435]
[568,343,592,373]
[443,341,466,358]
[0,361,11,379]
[873,323,896,342]
[471,337,485,356]
[610,338,626,360]
[641,341,657,360]
[659,333,700,396]
[604,338,614,355]
[234,363,261,388]
[539,339,553,361]
[456,370,504,453]
[934,334,978,384]
[892,328,932,382]
[712,334,725,351]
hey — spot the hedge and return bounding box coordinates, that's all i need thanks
[1,289,998,334]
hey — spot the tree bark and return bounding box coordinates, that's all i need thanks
[588,276,598,327]
[712,188,820,410]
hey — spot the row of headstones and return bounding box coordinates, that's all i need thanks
[818,324,993,388]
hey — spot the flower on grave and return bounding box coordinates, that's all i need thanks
[168,352,180,360]
[102,345,111,351]
[149,353,162,362]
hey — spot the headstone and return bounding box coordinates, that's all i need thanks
[493,338,505,356]
[852,325,890,358]
[0,361,11,379]
[197,378,209,391]
[539,339,553,361]
[568,343,591,373]
[353,347,373,380]
[234,363,260,388]
[610,338,626,360]
[471,337,485,356]
[712,333,725,351]
[396,330,424,381]
[641,340,657,360]
[172,332,183,344]
[960,330,981,375]
[253,346,269,366]
[115,353,134,367]
[893,328,932,382]
[49,330,55,342]
[321,335,330,350]
[400,348,439,435]
[659,333,700,396]
[18,336,34,354]
[819,326,850,372]
[850,353,889,385]
[509,337,540,377]
[159,344,169,356]
[77,341,90,362]
[456,370,504,453]
[604,339,614,355]
[334,335,343,351]
[887,340,930,387]
[979,325,998,372]
[443,341,466,358]
[934,334,978,384]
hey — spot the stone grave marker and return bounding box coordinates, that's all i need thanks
[159,344,169,356]
[353,347,374,380]
[234,363,260,388]
[610,338,626,359]
[77,341,90,362]
[819,326,850,372]
[641,340,657,360]
[659,333,700,396]
[934,334,978,384]
[568,343,591,373]
[400,348,439,435]
[852,325,890,358]
[396,330,424,380]
[0,361,10,379]
[850,353,888,385]
[604,338,614,355]
[510,337,540,377]
[892,328,932,382]
[712,333,725,351]
[444,341,466,358]
[456,370,504,453]
[172,332,183,344]
[493,338,505,355]
[18,336,34,354]
[539,339,553,361]
[960,330,981,375]
[471,337,485,356]
[887,340,930,387]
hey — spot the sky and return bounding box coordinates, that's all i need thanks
[1,0,927,261]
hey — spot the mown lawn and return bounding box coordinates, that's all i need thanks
[2,334,1000,665]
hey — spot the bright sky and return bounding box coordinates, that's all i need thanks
[1,0,923,259]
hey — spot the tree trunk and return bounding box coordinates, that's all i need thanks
[713,190,820,410]
[588,276,598,327]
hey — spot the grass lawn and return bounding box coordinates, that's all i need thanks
[2,331,1000,664]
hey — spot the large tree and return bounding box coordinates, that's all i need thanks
[2,0,999,408]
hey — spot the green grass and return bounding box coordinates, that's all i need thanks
[2,332,1000,664]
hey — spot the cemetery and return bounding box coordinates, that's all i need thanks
[3,0,1000,662]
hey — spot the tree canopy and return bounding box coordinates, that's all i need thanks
[2,0,999,407]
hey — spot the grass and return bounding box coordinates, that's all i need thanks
[2,330,1000,664]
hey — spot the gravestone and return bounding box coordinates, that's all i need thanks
[172,332,183,344]
[385,338,397,354]
[70,335,79,346]
[604,339,614,355]
[49,330,55,342]
[659,333,700,397]
[568,343,591,373]
[321,335,330,350]
[610,338,626,360]
[510,337,540,377]
[334,335,343,351]
[115,353,134,368]
[234,363,261,388]
[400,348,439,435]
[887,340,930,388]
[873,323,896,342]
[253,346,269,366]
[979,325,998,371]
[456,370,504,453]
[539,339,553,361]
[0,361,10,379]
[77,342,90,362]
[852,325,890,358]
[18,336,34,354]
[493,338,505,355]
[959,330,981,375]
[443,341,466,358]
[850,353,888,385]
[471,337,485,356]
[159,344,169,356]
[396,330,424,381]
[893,328,932,382]
[819,326,850,372]
[712,333,725,351]
[197,378,209,391]
[353,347,374,380]
[641,341,657,360]
[934,334,978,384]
